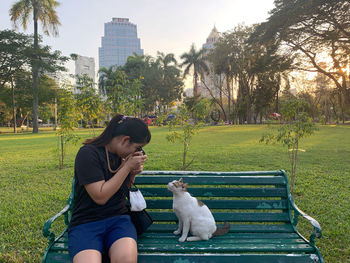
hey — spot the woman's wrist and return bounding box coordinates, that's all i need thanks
[119,162,132,175]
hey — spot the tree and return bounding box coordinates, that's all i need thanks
[254,0,350,122]
[250,40,293,123]
[156,52,183,112]
[122,53,183,115]
[181,44,208,97]
[0,30,31,89]
[166,105,199,170]
[199,64,228,122]
[10,0,61,133]
[123,54,159,113]
[209,25,258,124]
[260,99,318,194]
[98,66,129,114]
[75,74,102,130]
[56,82,79,169]
[0,30,31,132]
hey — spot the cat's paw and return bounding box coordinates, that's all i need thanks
[178,236,186,242]
[173,230,181,235]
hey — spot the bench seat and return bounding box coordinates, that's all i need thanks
[42,170,324,263]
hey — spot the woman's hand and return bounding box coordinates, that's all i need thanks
[123,152,147,172]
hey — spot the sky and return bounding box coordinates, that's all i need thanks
[0,0,275,80]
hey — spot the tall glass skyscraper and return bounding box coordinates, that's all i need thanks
[99,18,143,69]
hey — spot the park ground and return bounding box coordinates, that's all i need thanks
[0,125,349,262]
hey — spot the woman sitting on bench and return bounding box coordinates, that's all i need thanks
[68,114,151,263]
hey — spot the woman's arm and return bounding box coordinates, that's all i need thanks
[85,153,146,205]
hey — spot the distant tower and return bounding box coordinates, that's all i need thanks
[199,26,221,98]
[203,25,220,50]
[99,18,143,69]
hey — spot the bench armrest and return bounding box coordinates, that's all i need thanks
[289,197,322,245]
[42,204,70,244]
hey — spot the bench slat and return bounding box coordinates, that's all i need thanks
[46,252,70,262]
[141,232,301,239]
[138,242,314,253]
[140,238,306,245]
[141,187,287,197]
[146,223,295,233]
[137,254,319,263]
[141,170,284,176]
[148,212,290,222]
[146,199,287,210]
[50,243,68,251]
[135,175,286,185]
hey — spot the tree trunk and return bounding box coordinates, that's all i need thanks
[32,12,39,133]
[227,74,231,123]
[275,89,280,113]
[11,78,16,134]
[291,140,299,196]
[60,135,64,169]
[193,72,198,97]
[54,97,57,131]
[182,141,187,170]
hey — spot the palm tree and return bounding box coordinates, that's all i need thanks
[10,0,61,133]
[157,52,177,69]
[180,44,208,97]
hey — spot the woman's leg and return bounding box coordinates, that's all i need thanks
[109,237,137,263]
[73,249,102,263]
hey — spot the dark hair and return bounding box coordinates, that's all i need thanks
[83,114,151,146]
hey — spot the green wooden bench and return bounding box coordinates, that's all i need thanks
[42,170,323,263]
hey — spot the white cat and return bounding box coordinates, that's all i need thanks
[168,178,230,242]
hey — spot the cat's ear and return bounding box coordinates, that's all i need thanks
[182,183,189,191]
[178,178,183,183]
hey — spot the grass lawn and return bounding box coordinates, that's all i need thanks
[0,125,349,262]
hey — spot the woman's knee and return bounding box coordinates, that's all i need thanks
[109,237,137,263]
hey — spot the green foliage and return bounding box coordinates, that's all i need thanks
[75,74,103,129]
[56,84,80,169]
[180,44,208,97]
[166,106,199,170]
[254,0,350,121]
[98,66,144,116]
[183,95,213,123]
[122,53,183,114]
[260,99,318,194]
[0,29,31,89]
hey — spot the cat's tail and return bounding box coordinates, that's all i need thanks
[212,222,230,236]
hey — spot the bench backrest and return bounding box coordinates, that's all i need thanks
[134,170,292,226]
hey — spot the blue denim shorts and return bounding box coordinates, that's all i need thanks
[68,214,137,259]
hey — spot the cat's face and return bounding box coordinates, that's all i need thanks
[167,178,188,193]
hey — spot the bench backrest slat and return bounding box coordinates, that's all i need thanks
[133,170,292,225]
[146,199,287,210]
[140,188,287,198]
[148,211,290,222]
[136,175,286,185]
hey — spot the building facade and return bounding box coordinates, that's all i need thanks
[99,18,143,69]
[75,55,95,83]
[198,26,222,98]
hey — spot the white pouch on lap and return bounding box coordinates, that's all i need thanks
[129,189,147,211]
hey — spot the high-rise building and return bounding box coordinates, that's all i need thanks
[198,26,222,98]
[75,55,95,83]
[99,18,143,69]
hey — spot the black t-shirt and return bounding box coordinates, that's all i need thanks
[69,144,130,228]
